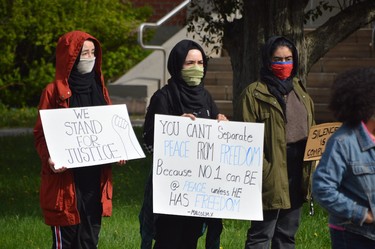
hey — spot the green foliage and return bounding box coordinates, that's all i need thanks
[0,0,152,107]
[0,104,38,128]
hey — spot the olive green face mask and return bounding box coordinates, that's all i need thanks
[181,65,204,86]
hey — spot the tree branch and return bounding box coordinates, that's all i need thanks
[305,0,375,71]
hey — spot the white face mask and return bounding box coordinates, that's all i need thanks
[76,57,96,74]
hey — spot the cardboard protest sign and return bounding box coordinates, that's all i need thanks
[40,104,145,169]
[152,114,264,221]
[304,122,342,161]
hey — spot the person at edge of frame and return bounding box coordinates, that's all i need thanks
[313,67,375,249]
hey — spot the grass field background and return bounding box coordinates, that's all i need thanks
[0,129,331,248]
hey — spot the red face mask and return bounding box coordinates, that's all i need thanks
[271,61,293,80]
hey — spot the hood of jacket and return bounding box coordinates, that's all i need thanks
[54,30,104,102]
[261,36,299,78]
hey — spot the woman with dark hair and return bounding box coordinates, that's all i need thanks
[239,36,315,249]
[139,39,227,249]
[312,67,375,249]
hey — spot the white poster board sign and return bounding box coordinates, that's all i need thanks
[153,114,264,221]
[40,104,145,169]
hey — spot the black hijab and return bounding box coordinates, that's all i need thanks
[260,36,299,119]
[166,39,210,115]
[68,47,106,108]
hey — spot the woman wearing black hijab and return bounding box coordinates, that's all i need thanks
[139,40,227,249]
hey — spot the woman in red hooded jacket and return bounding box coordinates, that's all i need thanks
[34,30,124,249]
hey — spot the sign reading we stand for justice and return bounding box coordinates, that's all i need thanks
[40,104,145,169]
[153,114,264,221]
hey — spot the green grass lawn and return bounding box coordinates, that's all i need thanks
[0,130,331,249]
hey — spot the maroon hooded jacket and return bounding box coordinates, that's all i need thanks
[34,31,113,226]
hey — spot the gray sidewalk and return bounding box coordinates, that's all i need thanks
[0,127,33,137]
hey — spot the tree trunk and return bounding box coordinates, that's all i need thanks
[223,0,309,120]
[188,0,375,120]
[219,0,375,120]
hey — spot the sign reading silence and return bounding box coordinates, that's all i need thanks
[304,122,342,161]
[153,114,264,221]
[40,104,145,169]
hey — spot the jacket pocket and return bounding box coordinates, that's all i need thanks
[102,166,113,201]
[261,158,273,193]
[259,112,270,122]
[40,173,73,211]
[352,164,375,175]
[104,180,113,200]
[352,163,375,194]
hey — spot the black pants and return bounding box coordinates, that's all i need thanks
[244,140,305,249]
[51,221,101,249]
[153,215,204,249]
[51,167,102,249]
[245,207,302,249]
[330,227,375,249]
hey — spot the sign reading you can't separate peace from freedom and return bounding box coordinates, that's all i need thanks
[40,104,145,169]
[153,114,264,221]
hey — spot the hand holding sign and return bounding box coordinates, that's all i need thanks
[40,104,145,169]
[48,157,67,173]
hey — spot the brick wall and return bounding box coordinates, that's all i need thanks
[132,0,187,25]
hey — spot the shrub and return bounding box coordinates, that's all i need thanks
[0,0,152,107]
[0,104,37,128]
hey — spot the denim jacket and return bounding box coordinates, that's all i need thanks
[312,122,375,240]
